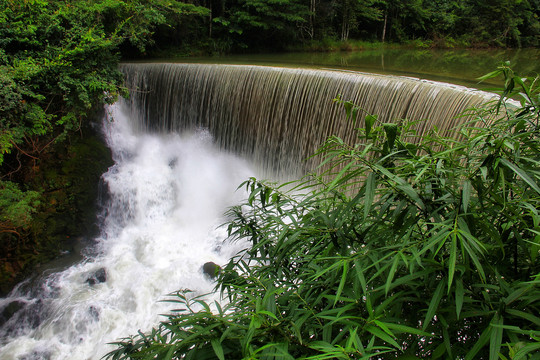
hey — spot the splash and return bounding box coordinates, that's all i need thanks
[0,102,255,359]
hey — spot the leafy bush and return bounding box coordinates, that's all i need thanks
[109,65,539,359]
[0,0,210,291]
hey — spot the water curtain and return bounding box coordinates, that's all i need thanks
[121,63,495,176]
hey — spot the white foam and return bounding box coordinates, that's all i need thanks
[0,102,255,360]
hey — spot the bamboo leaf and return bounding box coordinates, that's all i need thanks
[423,280,445,331]
[365,114,377,138]
[257,310,280,322]
[448,233,457,293]
[385,255,400,296]
[383,123,398,149]
[374,320,396,338]
[383,322,431,337]
[334,261,349,307]
[164,344,176,360]
[455,277,464,319]
[462,180,471,213]
[465,325,492,360]
[513,342,540,360]
[354,259,367,294]
[489,313,504,360]
[505,309,540,327]
[500,158,540,194]
[364,172,375,221]
[211,339,225,360]
[365,325,400,349]
[328,161,354,190]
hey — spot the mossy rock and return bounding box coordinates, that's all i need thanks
[0,120,114,295]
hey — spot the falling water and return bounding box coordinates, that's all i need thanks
[0,65,496,359]
[122,64,495,176]
[0,102,255,359]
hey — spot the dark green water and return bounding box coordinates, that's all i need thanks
[159,47,539,90]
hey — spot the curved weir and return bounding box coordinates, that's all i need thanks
[0,64,496,359]
[122,63,495,176]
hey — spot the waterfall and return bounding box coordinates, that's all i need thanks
[121,63,495,176]
[0,64,495,359]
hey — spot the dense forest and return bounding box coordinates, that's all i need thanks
[185,0,540,51]
[0,1,539,357]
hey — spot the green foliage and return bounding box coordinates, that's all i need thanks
[0,0,208,292]
[106,67,540,359]
[0,0,209,167]
[212,0,310,49]
[0,181,40,230]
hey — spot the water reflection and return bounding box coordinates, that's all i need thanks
[166,48,540,90]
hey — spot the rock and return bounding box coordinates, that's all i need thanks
[0,300,24,327]
[202,262,221,279]
[86,268,107,286]
[88,305,100,321]
[0,299,46,333]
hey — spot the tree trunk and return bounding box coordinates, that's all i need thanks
[341,1,349,41]
[382,10,387,43]
[309,0,316,40]
[209,2,213,38]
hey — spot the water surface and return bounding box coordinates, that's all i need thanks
[159,47,540,90]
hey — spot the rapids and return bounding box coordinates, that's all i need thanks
[0,102,255,359]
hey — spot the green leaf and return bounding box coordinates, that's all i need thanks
[505,309,540,327]
[383,322,431,337]
[465,325,492,360]
[489,313,503,360]
[448,233,457,293]
[513,342,540,360]
[383,123,398,149]
[343,101,354,120]
[365,114,377,138]
[423,280,445,331]
[258,310,280,322]
[374,320,396,338]
[365,325,400,349]
[385,255,400,296]
[462,180,471,213]
[334,261,349,307]
[499,158,540,194]
[364,172,376,221]
[328,161,354,190]
[211,339,225,360]
[455,278,464,319]
[164,344,176,360]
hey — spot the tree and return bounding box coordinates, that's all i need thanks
[461,0,540,46]
[0,0,208,289]
[339,0,383,41]
[212,0,310,49]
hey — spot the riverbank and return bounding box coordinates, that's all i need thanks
[0,118,113,296]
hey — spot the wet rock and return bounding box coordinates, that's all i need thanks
[19,350,51,360]
[0,299,47,337]
[86,268,107,286]
[202,262,221,279]
[0,300,24,327]
[88,305,100,321]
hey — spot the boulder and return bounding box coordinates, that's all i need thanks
[202,262,221,279]
[86,268,107,286]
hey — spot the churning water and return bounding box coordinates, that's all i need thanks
[0,102,255,359]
